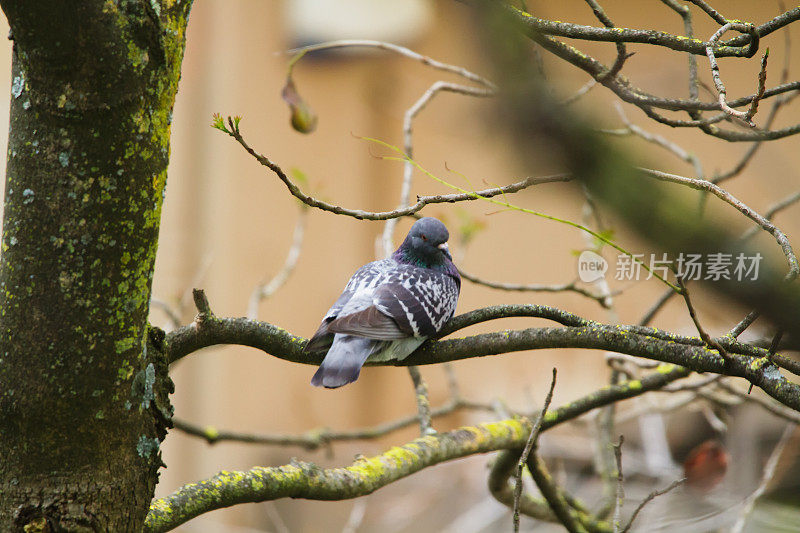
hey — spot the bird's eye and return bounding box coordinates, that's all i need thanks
[421,234,427,241]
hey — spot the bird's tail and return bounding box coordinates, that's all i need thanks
[311,335,385,388]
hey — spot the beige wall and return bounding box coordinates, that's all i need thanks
[0,1,798,530]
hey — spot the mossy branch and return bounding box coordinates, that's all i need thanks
[165,296,800,412]
[146,363,692,531]
[144,419,530,532]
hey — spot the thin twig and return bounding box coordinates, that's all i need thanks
[713,17,797,184]
[767,328,784,364]
[152,255,214,332]
[583,0,629,82]
[526,448,587,531]
[614,103,704,178]
[408,366,435,436]
[341,499,368,533]
[172,396,496,450]
[381,80,495,256]
[638,288,677,327]
[715,380,800,424]
[594,367,623,520]
[580,188,617,312]
[220,116,569,220]
[562,78,597,105]
[513,368,557,533]
[264,502,290,533]
[639,167,799,280]
[659,0,700,100]
[192,288,213,317]
[687,0,727,24]
[716,380,800,424]
[740,190,800,241]
[606,353,660,370]
[745,50,770,120]
[727,309,761,339]
[620,478,685,533]
[712,80,791,185]
[705,22,762,126]
[677,277,731,362]
[612,435,625,532]
[285,39,496,91]
[150,298,182,331]
[662,374,722,392]
[247,206,308,319]
[459,269,614,308]
[730,423,797,533]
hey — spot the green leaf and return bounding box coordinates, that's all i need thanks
[210,113,226,132]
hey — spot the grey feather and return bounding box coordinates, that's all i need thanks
[306,217,460,388]
[310,335,386,388]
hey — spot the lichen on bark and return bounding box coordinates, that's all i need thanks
[0,1,191,529]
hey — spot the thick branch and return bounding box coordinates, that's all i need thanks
[165,302,797,411]
[145,419,530,532]
[150,362,694,531]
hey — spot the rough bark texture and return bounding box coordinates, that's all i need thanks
[165,303,800,412]
[0,1,190,530]
[146,364,688,531]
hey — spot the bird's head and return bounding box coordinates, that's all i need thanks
[394,217,453,267]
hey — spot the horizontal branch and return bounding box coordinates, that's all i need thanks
[458,268,613,307]
[145,419,531,532]
[165,301,798,411]
[172,396,496,450]
[510,2,800,57]
[147,363,693,531]
[511,7,761,58]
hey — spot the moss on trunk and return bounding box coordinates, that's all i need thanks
[0,1,190,529]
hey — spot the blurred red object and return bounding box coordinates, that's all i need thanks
[683,440,729,491]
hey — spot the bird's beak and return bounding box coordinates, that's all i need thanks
[438,242,449,252]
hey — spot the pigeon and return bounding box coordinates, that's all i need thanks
[305,217,461,388]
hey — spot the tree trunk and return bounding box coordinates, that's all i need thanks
[0,2,190,529]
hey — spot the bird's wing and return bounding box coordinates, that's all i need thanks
[374,270,460,337]
[305,261,392,352]
[329,268,459,339]
[326,287,409,340]
[304,288,354,353]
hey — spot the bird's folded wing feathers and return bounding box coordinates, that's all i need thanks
[373,283,436,337]
[304,318,336,353]
[327,304,409,339]
[307,261,459,349]
[304,288,354,353]
[328,277,455,339]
